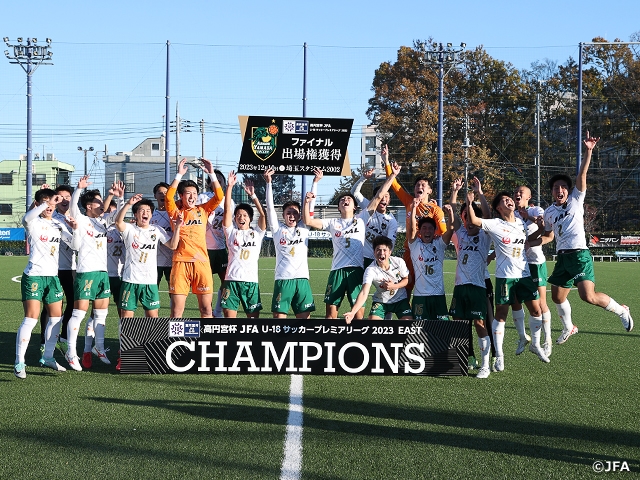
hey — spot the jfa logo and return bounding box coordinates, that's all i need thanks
[282,120,296,134]
[169,322,184,337]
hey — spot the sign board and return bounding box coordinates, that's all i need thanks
[589,234,640,248]
[0,228,25,241]
[238,116,353,176]
[120,318,469,377]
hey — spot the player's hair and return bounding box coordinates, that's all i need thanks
[35,188,56,204]
[55,184,73,195]
[337,193,357,206]
[153,182,170,195]
[206,169,226,190]
[413,176,432,188]
[548,174,572,190]
[491,191,512,212]
[418,217,436,229]
[132,198,155,215]
[282,201,301,214]
[234,203,254,222]
[80,189,102,209]
[460,201,483,218]
[177,179,199,195]
[372,235,393,251]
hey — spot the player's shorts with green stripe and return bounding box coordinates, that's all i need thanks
[369,298,412,319]
[548,249,595,288]
[495,277,539,305]
[119,281,160,312]
[324,267,364,307]
[528,262,548,287]
[74,271,111,301]
[272,278,316,314]
[412,295,449,320]
[221,280,263,313]
[21,274,63,304]
[450,284,487,320]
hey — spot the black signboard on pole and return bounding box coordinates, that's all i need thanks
[237,116,353,176]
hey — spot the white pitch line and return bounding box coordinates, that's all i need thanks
[280,374,304,480]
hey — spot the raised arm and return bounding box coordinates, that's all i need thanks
[470,177,490,219]
[576,131,600,193]
[351,168,374,208]
[263,168,279,232]
[383,144,413,205]
[165,212,184,250]
[343,282,372,325]
[449,177,463,231]
[308,167,322,216]
[367,161,401,213]
[115,193,142,233]
[243,179,266,231]
[407,198,421,243]
[200,159,224,213]
[103,180,126,224]
[441,204,455,245]
[70,175,91,219]
[222,171,237,228]
[303,169,324,229]
[166,159,188,217]
[466,190,482,227]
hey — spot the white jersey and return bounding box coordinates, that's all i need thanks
[363,256,409,304]
[120,223,170,284]
[452,227,491,288]
[224,226,266,283]
[22,203,74,277]
[321,214,368,271]
[409,237,447,296]
[360,210,398,260]
[199,193,234,251]
[265,183,310,280]
[150,209,173,267]
[544,187,587,251]
[516,207,546,264]
[481,217,530,279]
[53,210,76,270]
[106,225,125,277]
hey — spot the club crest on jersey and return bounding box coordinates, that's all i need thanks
[151,234,156,241]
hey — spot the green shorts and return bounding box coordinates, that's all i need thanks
[272,279,316,314]
[208,249,229,275]
[21,274,64,304]
[495,277,540,305]
[109,276,122,303]
[548,249,595,288]
[119,281,160,312]
[157,266,172,286]
[412,295,449,321]
[450,284,487,320]
[221,280,263,314]
[324,267,364,307]
[74,271,111,301]
[369,298,412,319]
[529,263,548,288]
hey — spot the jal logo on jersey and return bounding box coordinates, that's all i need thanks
[107,237,113,243]
[39,235,48,242]
[279,238,287,246]
[132,241,139,249]
[501,237,511,244]
[185,219,203,226]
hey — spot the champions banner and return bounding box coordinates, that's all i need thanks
[237,116,353,176]
[120,318,469,376]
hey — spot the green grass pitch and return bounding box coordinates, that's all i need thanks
[0,256,637,478]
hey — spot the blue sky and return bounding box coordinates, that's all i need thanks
[1,0,638,200]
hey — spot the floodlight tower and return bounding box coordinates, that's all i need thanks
[4,37,53,208]
[421,41,465,207]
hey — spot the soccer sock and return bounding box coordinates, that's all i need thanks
[213,288,223,318]
[512,308,526,339]
[15,317,38,364]
[555,300,573,331]
[542,309,552,344]
[43,316,62,358]
[604,298,625,316]
[529,315,543,348]
[492,319,505,358]
[67,309,87,358]
[93,309,109,351]
[478,336,490,369]
[84,316,95,353]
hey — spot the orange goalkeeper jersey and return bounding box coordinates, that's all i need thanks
[166,184,224,262]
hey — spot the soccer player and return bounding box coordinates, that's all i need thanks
[382,145,446,295]
[343,235,411,324]
[541,132,633,339]
[166,158,224,318]
[197,169,234,318]
[15,189,79,378]
[65,176,125,371]
[263,167,315,318]
[449,191,493,378]
[220,172,267,318]
[151,182,173,295]
[303,164,401,319]
[116,194,182,318]
[350,167,399,268]
[466,189,550,372]
[407,199,455,320]
[513,185,553,357]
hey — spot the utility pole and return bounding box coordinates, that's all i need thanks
[461,115,473,198]
[421,41,465,207]
[535,89,541,206]
[4,36,53,208]
[78,146,94,176]
[170,102,192,174]
[200,119,206,191]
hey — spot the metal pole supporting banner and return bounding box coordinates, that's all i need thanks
[165,40,171,183]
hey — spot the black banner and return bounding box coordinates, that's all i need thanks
[237,116,353,176]
[120,318,469,376]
